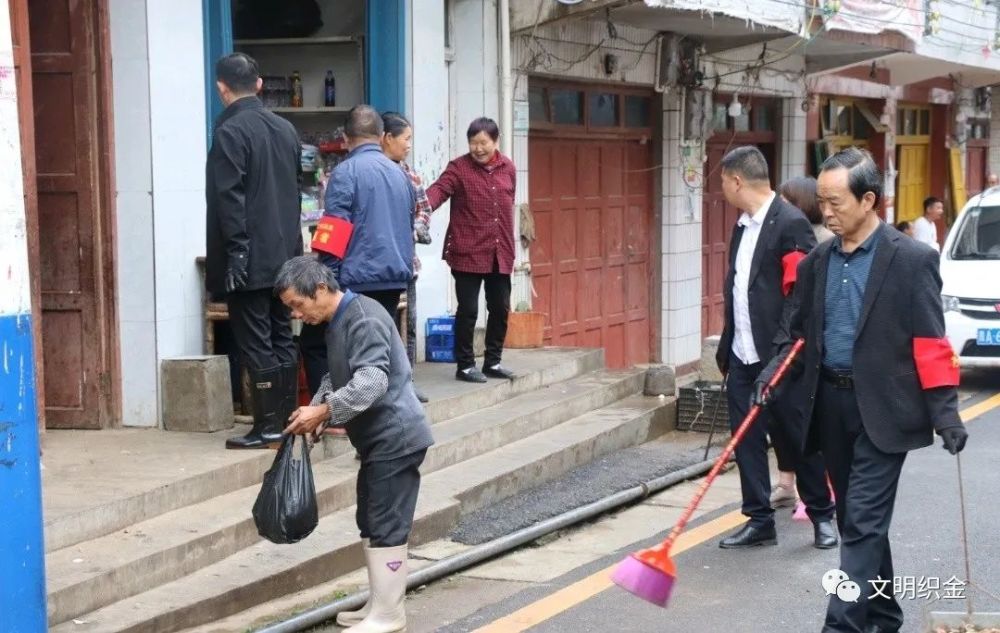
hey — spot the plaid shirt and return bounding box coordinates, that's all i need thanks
[426,152,516,275]
[401,161,433,236]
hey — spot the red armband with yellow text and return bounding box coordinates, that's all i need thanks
[311,216,354,258]
[781,251,807,296]
[913,337,960,388]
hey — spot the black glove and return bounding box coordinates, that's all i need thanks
[939,426,968,455]
[750,380,772,409]
[225,249,249,294]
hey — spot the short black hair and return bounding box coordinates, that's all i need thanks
[467,117,500,141]
[895,221,912,232]
[923,196,942,211]
[274,256,340,299]
[345,105,384,140]
[382,111,411,138]
[720,146,770,183]
[215,53,260,95]
[819,147,883,207]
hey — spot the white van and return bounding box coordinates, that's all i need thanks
[940,188,1000,368]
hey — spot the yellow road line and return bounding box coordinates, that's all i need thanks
[472,510,746,633]
[472,392,1000,633]
[960,392,1000,423]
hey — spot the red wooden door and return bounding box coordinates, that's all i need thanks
[530,137,652,368]
[966,144,987,197]
[29,0,110,428]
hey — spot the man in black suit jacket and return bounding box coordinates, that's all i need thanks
[758,148,968,633]
[713,147,837,551]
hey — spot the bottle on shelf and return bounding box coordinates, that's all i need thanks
[324,70,336,107]
[290,71,303,108]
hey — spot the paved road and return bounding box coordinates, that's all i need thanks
[376,371,1000,633]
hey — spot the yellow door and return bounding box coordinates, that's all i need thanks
[897,144,929,223]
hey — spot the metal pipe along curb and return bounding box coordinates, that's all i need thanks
[257,457,719,633]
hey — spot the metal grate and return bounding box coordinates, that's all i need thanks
[677,381,728,433]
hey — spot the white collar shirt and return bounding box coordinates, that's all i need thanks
[732,192,775,365]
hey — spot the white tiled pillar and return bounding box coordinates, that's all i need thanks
[147,0,208,421]
[409,0,451,357]
[510,70,530,310]
[660,90,703,367]
[110,0,157,426]
[780,98,808,183]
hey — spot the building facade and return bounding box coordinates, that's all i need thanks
[8,0,1000,429]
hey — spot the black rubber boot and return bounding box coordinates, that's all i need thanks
[279,362,300,426]
[225,366,284,449]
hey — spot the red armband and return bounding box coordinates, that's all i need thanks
[913,337,960,388]
[781,251,807,296]
[311,216,354,258]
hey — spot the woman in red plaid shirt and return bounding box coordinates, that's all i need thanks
[427,117,517,383]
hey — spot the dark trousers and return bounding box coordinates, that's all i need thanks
[818,380,906,633]
[299,322,328,396]
[769,400,836,523]
[453,267,510,370]
[298,288,404,397]
[226,289,297,371]
[362,289,403,323]
[726,353,774,529]
[406,277,417,368]
[356,449,426,547]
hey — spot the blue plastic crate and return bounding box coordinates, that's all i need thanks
[425,331,455,363]
[425,316,455,336]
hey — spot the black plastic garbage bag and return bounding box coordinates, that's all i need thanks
[253,434,318,544]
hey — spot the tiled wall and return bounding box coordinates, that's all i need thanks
[408,0,453,353]
[110,0,157,426]
[111,0,207,427]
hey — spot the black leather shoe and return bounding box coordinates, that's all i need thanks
[225,429,282,449]
[483,364,515,380]
[719,524,777,549]
[813,520,839,549]
[456,367,488,383]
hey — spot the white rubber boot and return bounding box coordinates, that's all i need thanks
[343,544,408,633]
[336,539,371,627]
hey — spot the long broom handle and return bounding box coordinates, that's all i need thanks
[655,338,806,553]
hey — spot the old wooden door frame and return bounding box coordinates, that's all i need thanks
[26,0,120,428]
[527,77,659,365]
[9,0,44,428]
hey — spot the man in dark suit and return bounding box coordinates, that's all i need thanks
[757,148,968,633]
[714,146,837,551]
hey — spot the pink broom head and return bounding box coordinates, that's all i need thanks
[793,500,809,522]
[611,550,677,608]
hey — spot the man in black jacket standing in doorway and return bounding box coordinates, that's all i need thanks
[206,53,302,449]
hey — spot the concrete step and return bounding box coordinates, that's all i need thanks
[46,365,636,626]
[44,348,602,553]
[49,394,675,633]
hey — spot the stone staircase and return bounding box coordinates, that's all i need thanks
[46,348,676,632]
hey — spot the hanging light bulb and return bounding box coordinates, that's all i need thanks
[728,94,742,118]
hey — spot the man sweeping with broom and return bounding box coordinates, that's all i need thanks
[754,147,968,633]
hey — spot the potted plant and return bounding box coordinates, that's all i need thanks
[505,301,546,349]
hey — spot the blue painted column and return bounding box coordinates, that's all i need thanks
[0,5,48,631]
[366,0,406,114]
